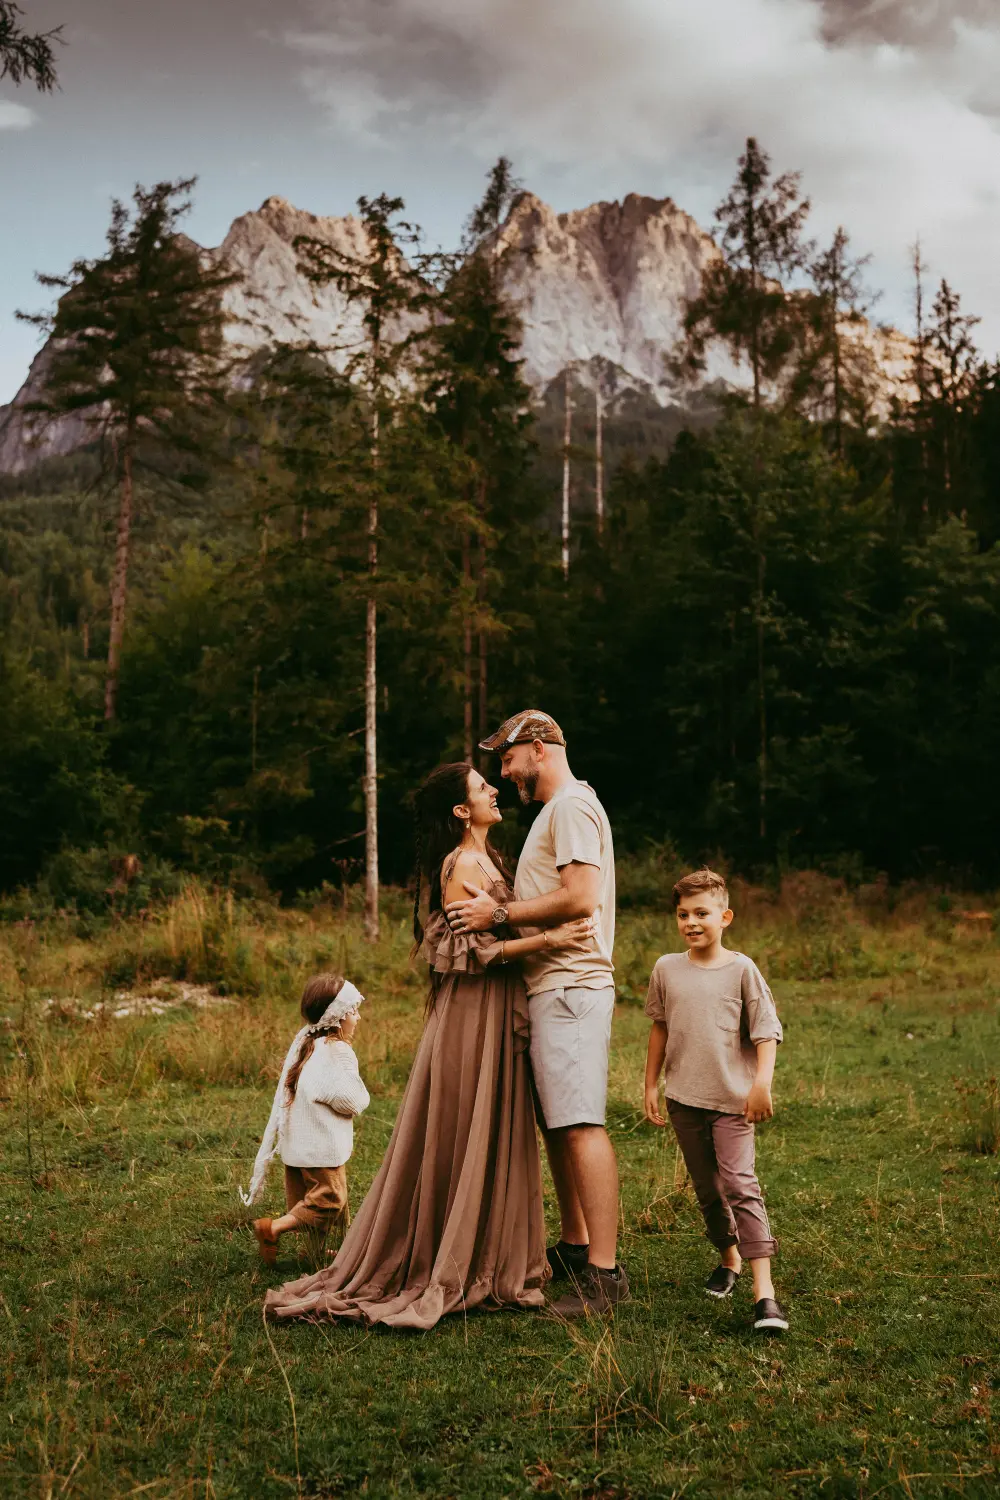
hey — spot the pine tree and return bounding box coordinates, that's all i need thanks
[680,137,811,407]
[464,158,525,747]
[0,2,61,89]
[792,226,877,454]
[465,155,521,287]
[677,139,811,840]
[19,178,239,720]
[295,195,432,940]
[928,278,981,500]
[421,159,535,757]
[908,240,932,513]
[911,241,930,418]
[228,344,379,887]
[594,409,884,865]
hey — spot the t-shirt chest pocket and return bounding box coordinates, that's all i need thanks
[714,993,743,1033]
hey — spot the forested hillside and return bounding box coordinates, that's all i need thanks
[3,146,1000,910]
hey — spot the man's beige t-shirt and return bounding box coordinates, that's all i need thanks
[514,779,615,998]
[645,951,783,1114]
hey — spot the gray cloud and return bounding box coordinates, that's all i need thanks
[0,100,35,130]
[286,0,1000,353]
[820,0,997,49]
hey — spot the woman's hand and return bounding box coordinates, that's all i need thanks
[543,916,595,950]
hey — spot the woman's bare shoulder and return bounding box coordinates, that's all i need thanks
[443,847,495,900]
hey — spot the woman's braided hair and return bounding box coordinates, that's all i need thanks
[411,812,425,950]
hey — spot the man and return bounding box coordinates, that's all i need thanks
[447,709,627,1316]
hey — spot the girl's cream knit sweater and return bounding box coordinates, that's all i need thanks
[242,1034,370,1205]
[281,1037,370,1168]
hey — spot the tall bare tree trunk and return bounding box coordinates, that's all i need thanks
[912,241,929,511]
[104,433,135,722]
[251,663,260,775]
[595,385,604,535]
[561,371,572,579]
[462,528,474,762]
[831,289,843,459]
[364,408,380,943]
[943,330,956,497]
[750,411,767,843]
[477,624,488,759]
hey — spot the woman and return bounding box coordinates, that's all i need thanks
[264,762,592,1330]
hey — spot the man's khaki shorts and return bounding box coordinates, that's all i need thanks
[528,985,615,1130]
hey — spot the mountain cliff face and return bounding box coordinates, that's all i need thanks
[0,190,912,474]
[217,196,419,356]
[494,190,740,394]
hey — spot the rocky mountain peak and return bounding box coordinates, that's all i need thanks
[0,188,914,474]
[214,197,376,357]
[246,194,363,247]
[495,189,732,393]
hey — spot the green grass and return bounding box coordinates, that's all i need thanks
[2,886,999,1498]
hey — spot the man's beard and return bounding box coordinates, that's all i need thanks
[516,770,539,805]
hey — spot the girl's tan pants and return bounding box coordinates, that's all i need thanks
[283,1164,350,1230]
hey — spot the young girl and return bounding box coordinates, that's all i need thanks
[240,972,370,1263]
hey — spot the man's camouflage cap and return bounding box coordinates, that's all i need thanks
[478,710,567,753]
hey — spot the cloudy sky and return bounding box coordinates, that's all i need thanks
[2,0,999,402]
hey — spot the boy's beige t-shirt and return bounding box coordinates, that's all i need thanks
[645,951,782,1114]
[514,779,615,998]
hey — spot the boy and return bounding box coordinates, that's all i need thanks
[643,868,788,1333]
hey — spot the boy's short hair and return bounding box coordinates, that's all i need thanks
[672,868,730,910]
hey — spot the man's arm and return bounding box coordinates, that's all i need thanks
[447,860,599,933]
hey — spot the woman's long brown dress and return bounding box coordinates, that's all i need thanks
[263,866,550,1330]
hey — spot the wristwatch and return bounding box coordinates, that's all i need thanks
[491,905,509,926]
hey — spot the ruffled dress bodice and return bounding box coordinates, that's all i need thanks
[420,862,528,1049]
[421,869,511,975]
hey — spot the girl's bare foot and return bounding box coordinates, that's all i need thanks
[252,1218,279,1264]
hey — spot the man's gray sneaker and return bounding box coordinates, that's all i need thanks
[546,1240,590,1281]
[704,1265,740,1299]
[550,1263,631,1318]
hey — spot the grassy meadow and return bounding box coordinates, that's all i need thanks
[1,872,999,1499]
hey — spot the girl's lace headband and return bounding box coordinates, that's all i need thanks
[306,979,364,1036]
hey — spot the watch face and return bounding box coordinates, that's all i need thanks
[492,906,508,925]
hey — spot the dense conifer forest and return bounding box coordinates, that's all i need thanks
[3,145,1000,909]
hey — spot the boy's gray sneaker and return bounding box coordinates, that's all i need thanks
[550,1264,631,1319]
[705,1265,739,1299]
[546,1240,590,1281]
[753,1297,789,1333]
